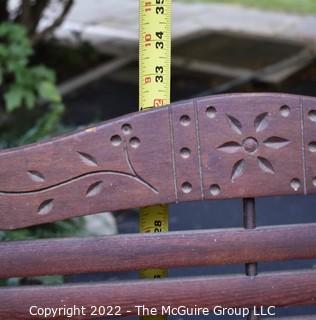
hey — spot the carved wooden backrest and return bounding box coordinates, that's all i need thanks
[1,93,316,319]
[1,93,315,230]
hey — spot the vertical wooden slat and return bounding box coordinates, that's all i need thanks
[243,197,259,320]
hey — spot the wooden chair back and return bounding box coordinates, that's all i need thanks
[1,93,316,319]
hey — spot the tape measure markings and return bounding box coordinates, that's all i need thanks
[139,0,171,284]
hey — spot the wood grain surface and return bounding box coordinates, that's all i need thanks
[1,270,316,319]
[0,93,315,230]
[266,317,316,320]
[1,223,316,278]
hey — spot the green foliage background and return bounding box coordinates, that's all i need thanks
[0,22,64,148]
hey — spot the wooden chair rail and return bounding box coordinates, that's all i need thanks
[1,93,316,230]
[1,270,316,319]
[1,223,316,278]
[1,93,316,318]
[266,317,316,320]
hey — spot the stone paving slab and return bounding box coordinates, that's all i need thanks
[55,0,316,49]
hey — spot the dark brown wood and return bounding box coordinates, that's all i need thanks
[1,223,316,278]
[243,198,259,320]
[243,198,258,278]
[0,108,175,230]
[0,93,315,230]
[196,94,305,199]
[266,317,316,320]
[302,95,316,195]
[1,270,316,319]
[1,92,316,318]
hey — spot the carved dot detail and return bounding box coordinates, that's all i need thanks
[181,182,192,194]
[242,137,258,153]
[280,105,290,117]
[121,124,132,135]
[210,184,221,196]
[206,106,216,119]
[111,135,122,146]
[180,115,191,126]
[130,137,140,149]
[290,178,301,192]
[308,110,316,122]
[308,142,316,153]
[313,178,316,187]
[180,147,191,159]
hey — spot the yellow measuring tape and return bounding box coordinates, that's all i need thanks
[139,0,171,308]
[139,0,171,110]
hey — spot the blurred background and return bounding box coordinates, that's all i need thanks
[1,0,316,318]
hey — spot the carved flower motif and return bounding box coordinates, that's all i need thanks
[217,113,290,181]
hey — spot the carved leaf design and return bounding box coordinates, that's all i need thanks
[254,112,269,132]
[257,157,275,174]
[77,152,98,167]
[28,170,45,182]
[231,159,245,182]
[263,137,290,149]
[309,142,316,152]
[38,199,54,215]
[226,114,242,135]
[86,181,103,197]
[217,141,242,153]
